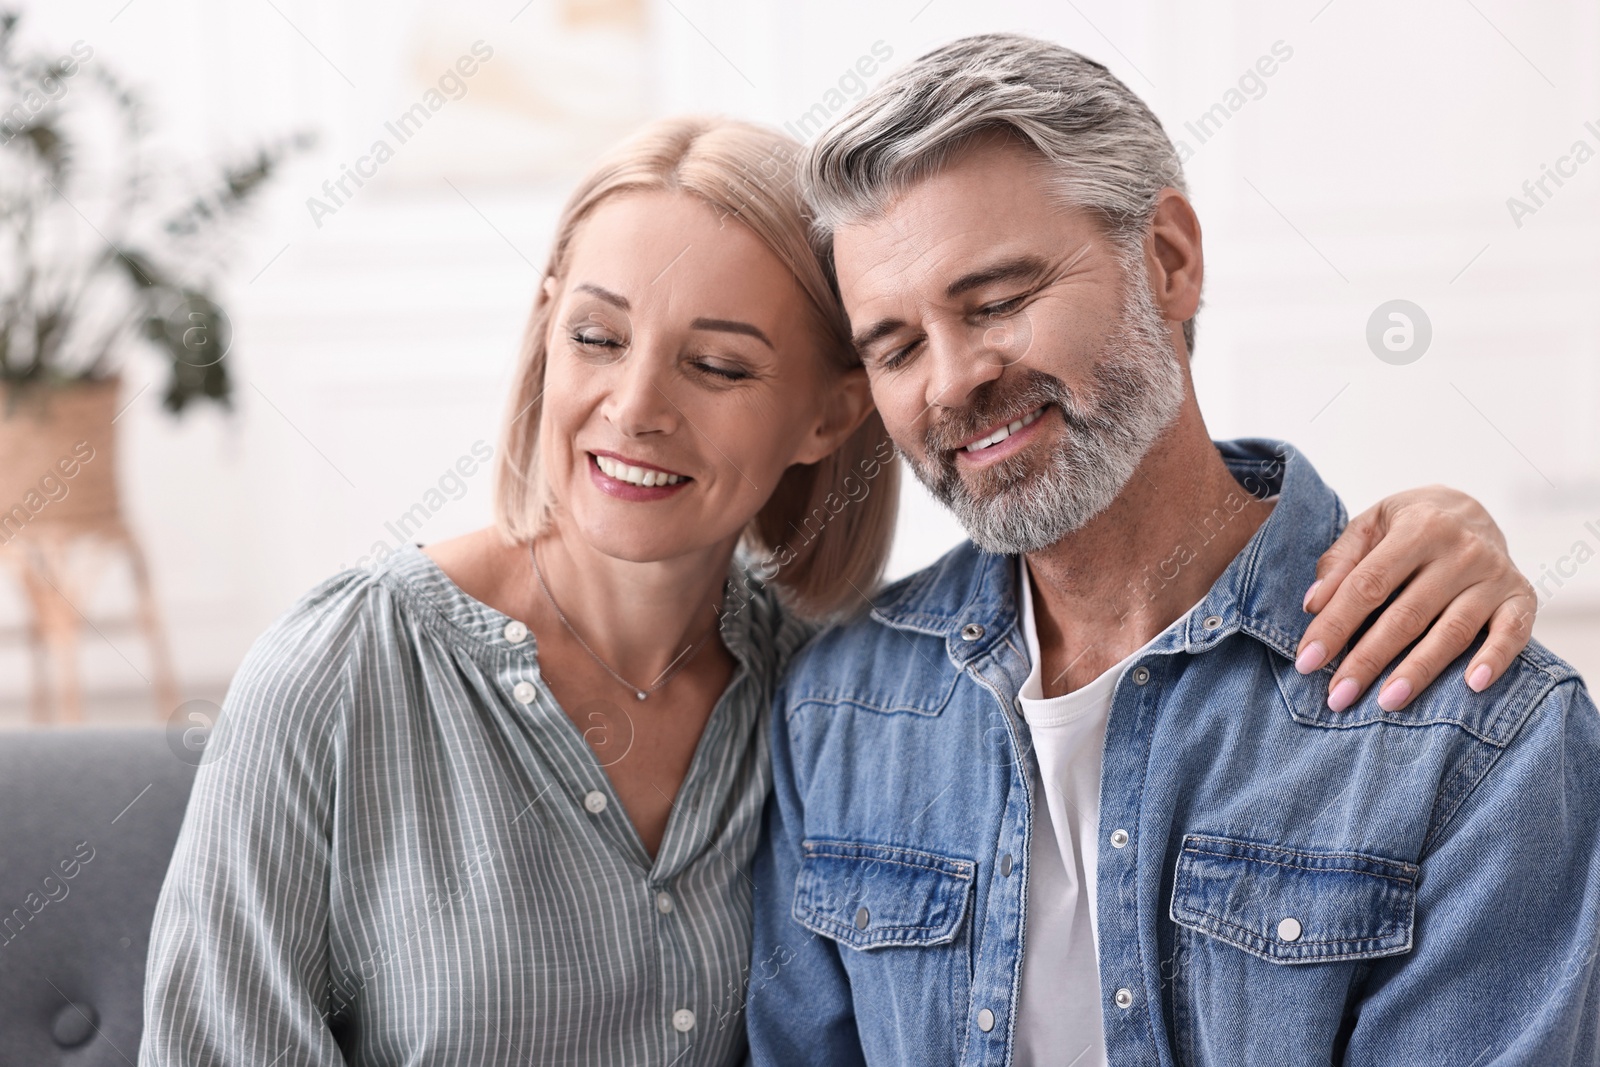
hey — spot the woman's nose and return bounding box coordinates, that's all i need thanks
[600,344,679,437]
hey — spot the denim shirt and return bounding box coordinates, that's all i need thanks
[746,438,1600,1067]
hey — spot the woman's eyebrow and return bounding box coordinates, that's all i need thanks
[575,283,630,309]
[690,318,774,349]
[570,286,771,349]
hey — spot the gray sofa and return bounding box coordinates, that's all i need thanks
[0,728,198,1065]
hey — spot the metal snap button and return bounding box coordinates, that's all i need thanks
[1130,665,1150,685]
[1202,614,1224,631]
[976,1008,995,1032]
[961,623,985,641]
[503,620,528,644]
[1110,828,1130,849]
[1000,853,1014,877]
[854,906,870,930]
[1277,916,1303,942]
[1114,988,1134,1009]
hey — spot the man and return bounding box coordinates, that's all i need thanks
[745,33,1600,1065]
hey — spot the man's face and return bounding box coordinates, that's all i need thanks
[832,136,1190,553]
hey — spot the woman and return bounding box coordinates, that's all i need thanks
[140,117,1536,1066]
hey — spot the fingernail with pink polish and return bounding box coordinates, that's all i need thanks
[1377,678,1412,711]
[1327,677,1360,712]
[1468,663,1492,692]
[1302,579,1323,611]
[1294,641,1325,674]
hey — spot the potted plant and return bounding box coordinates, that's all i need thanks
[0,9,308,529]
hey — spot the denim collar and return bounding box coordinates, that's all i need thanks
[869,438,1344,669]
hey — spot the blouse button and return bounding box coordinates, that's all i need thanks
[503,620,528,644]
[656,891,674,914]
[583,790,608,814]
[672,1008,696,1032]
[512,681,537,704]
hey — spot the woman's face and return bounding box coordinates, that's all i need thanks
[537,190,864,564]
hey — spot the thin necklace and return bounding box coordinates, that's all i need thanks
[529,541,722,702]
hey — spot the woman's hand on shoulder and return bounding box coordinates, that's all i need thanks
[1295,484,1535,712]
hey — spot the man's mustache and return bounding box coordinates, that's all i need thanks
[923,370,1069,456]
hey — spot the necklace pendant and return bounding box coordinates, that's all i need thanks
[636,690,647,701]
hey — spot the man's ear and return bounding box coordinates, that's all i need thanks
[1145,188,1203,330]
[793,366,876,466]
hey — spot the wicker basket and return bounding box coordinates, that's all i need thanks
[0,376,122,533]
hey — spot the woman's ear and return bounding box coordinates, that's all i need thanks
[538,273,559,307]
[793,366,876,466]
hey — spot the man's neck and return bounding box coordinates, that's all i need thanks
[1024,405,1276,697]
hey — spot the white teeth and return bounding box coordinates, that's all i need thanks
[963,406,1045,452]
[594,455,684,487]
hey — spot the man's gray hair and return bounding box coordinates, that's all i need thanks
[802,32,1197,354]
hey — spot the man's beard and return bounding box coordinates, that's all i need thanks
[903,266,1187,555]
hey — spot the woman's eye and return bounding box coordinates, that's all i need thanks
[693,359,751,382]
[571,332,619,349]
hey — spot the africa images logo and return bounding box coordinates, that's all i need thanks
[305,41,494,228]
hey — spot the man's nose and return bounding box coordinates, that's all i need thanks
[924,319,1007,411]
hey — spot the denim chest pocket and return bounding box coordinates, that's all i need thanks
[791,664,964,719]
[787,652,960,716]
[792,839,975,949]
[1170,833,1418,963]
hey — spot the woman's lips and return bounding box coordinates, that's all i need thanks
[591,451,688,486]
[587,453,692,501]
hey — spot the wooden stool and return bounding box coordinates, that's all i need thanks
[0,516,180,724]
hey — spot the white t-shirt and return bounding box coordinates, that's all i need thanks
[1011,556,1198,1067]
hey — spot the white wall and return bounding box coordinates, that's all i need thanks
[2,0,1596,713]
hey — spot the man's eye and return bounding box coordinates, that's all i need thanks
[979,295,1026,317]
[878,338,921,370]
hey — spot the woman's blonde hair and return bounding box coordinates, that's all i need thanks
[491,116,899,620]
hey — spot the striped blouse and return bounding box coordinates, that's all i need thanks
[139,541,814,1066]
